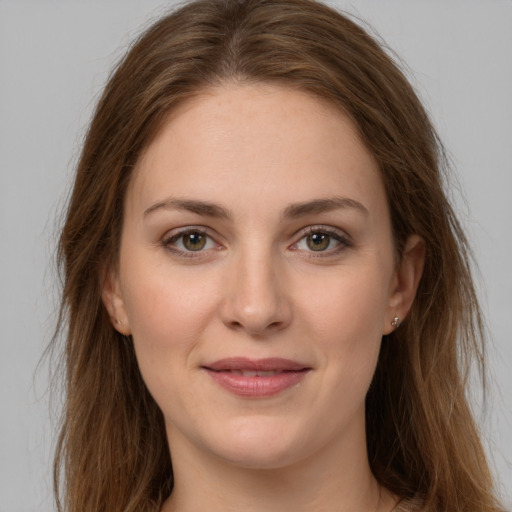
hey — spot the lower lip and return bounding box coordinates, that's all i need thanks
[204,369,309,397]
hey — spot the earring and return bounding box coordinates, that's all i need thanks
[391,316,400,328]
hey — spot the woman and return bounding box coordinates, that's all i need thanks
[53,0,504,511]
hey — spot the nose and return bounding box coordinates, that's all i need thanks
[220,247,293,336]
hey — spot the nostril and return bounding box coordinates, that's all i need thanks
[227,319,283,334]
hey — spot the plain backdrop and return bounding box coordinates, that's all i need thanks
[1,1,511,510]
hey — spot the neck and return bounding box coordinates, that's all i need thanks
[161,425,395,512]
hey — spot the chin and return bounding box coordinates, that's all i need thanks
[215,443,302,470]
[200,415,315,470]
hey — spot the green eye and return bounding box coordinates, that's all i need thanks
[182,232,207,251]
[306,233,331,251]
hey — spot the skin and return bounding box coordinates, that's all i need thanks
[103,84,424,512]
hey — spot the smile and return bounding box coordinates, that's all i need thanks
[202,358,311,398]
[225,370,283,377]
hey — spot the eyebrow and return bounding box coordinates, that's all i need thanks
[282,197,368,219]
[143,196,368,220]
[144,198,232,219]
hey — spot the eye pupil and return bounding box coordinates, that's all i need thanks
[183,233,206,251]
[307,233,329,251]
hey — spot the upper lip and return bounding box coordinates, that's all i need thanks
[203,357,310,372]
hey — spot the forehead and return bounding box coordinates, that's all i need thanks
[127,83,386,219]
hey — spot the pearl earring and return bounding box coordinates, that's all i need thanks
[391,316,400,328]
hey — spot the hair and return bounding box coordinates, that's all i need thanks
[53,1,503,511]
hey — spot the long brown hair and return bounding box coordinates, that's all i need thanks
[53,1,503,510]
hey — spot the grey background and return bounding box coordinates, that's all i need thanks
[1,1,511,510]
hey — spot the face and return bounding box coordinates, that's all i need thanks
[104,84,422,470]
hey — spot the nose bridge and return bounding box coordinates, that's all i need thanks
[221,240,291,335]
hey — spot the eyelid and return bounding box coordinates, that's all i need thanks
[301,225,350,239]
[160,224,351,258]
[290,225,352,254]
[161,225,222,257]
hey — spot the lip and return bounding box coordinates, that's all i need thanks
[202,357,311,398]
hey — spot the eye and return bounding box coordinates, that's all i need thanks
[303,232,333,251]
[163,228,217,254]
[293,227,350,254]
[180,232,209,251]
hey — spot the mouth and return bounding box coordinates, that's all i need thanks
[217,369,297,377]
[202,357,311,398]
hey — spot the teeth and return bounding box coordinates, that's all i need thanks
[231,370,280,377]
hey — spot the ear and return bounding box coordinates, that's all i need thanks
[101,267,132,336]
[383,234,425,334]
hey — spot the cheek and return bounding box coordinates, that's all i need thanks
[299,264,390,337]
[296,264,390,384]
[120,256,222,361]
[119,263,223,416]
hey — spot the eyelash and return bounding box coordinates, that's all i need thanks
[162,227,218,258]
[292,226,351,258]
[161,225,351,259]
